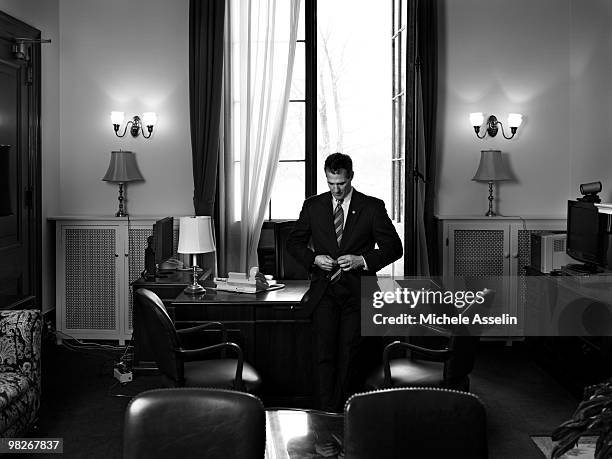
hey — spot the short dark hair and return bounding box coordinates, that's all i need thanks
[324,153,353,175]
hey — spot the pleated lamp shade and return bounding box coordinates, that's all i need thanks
[102,151,144,183]
[178,216,215,254]
[472,150,512,182]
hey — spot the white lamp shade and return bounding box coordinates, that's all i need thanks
[469,112,484,127]
[142,112,158,127]
[507,113,523,128]
[111,111,125,125]
[178,216,215,254]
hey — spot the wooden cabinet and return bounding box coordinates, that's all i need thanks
[254,305,313,405]
[438,216,566,336]
[53,217,162,343]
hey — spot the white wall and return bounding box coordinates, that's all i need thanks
[438,0,612,217]
[437,0,572,218]
[0,0,60,313]
[568,0,612,203]
[59,0,193,216]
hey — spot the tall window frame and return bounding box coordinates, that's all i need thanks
[266,0,316,220]
[391,0,407,223]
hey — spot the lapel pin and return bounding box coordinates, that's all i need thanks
[352,210,355,214]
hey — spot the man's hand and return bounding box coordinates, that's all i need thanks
[314,255,337,271]
[337,255,365,271]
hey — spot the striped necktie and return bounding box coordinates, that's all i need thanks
[329,199,344,284]
[333,199,344,246]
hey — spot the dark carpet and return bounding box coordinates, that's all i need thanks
[29,339,577,459]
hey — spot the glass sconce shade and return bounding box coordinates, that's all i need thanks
[142,112,158,128]
[469,112,485,127]
[507,113,523,128]
[111,111,125,125]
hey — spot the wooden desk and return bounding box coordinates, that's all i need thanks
[525,266,612,395]
[171,281,314,407]
[132,277,314,407]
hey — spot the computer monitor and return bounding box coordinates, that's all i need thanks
[153,217,174,266]
[566,200,612,271]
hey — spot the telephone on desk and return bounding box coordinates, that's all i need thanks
[159,258,184,271]
[214,267,283,293]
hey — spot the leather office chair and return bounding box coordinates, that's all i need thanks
[133,288,261,392]
[274,220,310,280]
[123,388,265,459]
[365,288,495,391]
[344,387,488,459]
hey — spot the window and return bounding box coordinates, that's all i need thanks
[267,0,308,219]
[268,0,400,240]
[391,0,407,223]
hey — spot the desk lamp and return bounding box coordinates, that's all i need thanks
[472,150,512,217]
[178,216,215,294]
[102,150,144,217]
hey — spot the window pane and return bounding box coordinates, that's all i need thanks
[270,161,306,219]
[392,99,399,160]
[399,158,404,223]
[393,0,400,34]
[316,0,392,203]
[291,42,305,100]
[280,103,306,161]
[393,37,401,96]
[399,94,405,160]
[297,0,305,41]
[399,32,405,95]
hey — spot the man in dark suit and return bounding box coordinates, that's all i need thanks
[287,153,403,411]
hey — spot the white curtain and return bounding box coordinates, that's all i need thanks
[218,0,301,275]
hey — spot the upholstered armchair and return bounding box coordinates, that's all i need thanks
[0,309,42,437]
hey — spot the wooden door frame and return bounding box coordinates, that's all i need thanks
[0,10,42,309]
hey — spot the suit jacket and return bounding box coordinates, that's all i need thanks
[287,190,403,314]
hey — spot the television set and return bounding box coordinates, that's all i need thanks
[153,217,174,267]
[566,200,612,272]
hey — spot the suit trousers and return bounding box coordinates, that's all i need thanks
[312,279,364,412]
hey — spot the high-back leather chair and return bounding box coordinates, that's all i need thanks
[123,388,265,459]
[274,220,309,280]
[366,289,495,391]
[133,288,261,392]
[344,387,488,459]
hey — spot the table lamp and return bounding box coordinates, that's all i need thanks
[102,150,144,217]
[178,216,215,294]
[472,149,512,217]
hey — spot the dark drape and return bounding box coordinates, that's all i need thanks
[405,0,437,275]
[189,0,225,215]
[417,0,438,274]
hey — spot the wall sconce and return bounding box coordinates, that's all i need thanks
[111,111,157,139]
[470,112,523,139]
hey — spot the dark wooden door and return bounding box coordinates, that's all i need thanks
[0,12,41,309]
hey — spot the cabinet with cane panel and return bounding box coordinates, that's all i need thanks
[53,217,170,343]
[438,216,566,337]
